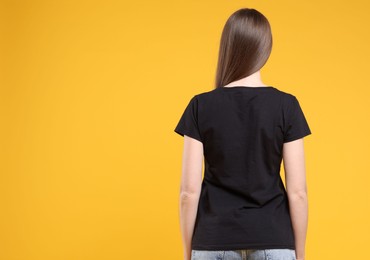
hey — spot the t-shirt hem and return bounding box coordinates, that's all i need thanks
[283,130,312,143]
[174,129,203,143]
[191,243,295,250]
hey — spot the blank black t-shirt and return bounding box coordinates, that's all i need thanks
[174,86,312,250]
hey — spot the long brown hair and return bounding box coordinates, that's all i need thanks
[215,8,273,89]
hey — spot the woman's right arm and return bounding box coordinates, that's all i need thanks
[283,138,309,260]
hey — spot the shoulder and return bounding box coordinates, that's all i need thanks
[188,89,220,105]
[193,88,219,99]
[271,87,296,99]
[270,88,300,108]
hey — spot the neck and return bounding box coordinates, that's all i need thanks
[224,71,267,87]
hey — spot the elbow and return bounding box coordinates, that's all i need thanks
[180,183,201,197]
[287,190,308,201]
[179,190,200,200]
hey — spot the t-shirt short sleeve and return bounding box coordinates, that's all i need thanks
[283,95,312,143]
[174,95,202,143]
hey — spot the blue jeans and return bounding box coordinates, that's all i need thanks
[191,249,296,260]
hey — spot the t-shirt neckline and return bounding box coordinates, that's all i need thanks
[220,86,274,90]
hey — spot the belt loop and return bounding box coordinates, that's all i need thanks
[242,249,247,260]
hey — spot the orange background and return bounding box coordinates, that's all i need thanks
[1,0,369,259]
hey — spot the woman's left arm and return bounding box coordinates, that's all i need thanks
[179,135,203,260]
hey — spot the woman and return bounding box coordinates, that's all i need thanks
[174,8,311,260]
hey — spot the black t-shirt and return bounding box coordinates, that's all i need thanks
[174,86,312,250]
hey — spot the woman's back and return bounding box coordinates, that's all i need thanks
[174,85,311,251]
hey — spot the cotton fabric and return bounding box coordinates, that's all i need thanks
[174,86,312,250]
[191,248,296,260]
